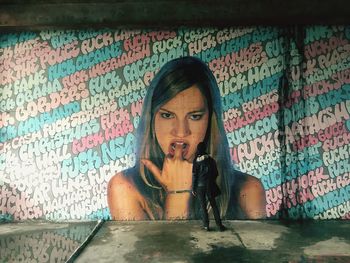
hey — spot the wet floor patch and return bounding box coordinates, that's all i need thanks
[124,222,203,262]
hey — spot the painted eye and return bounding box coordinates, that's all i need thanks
[190,114,203,121]
[160,112,174,119]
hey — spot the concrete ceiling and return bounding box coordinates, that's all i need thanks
[0,0,349,29]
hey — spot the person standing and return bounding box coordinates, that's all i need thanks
[192,142,226,231]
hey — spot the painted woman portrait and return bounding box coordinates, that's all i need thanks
[108,56,266,220]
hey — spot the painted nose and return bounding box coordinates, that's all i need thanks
[172,119,190,137]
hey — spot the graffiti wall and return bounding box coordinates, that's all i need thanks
[0,26,349,221]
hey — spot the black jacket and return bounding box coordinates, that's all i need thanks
[192,154,221,198]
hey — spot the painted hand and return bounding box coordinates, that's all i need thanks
[141,143,193,192]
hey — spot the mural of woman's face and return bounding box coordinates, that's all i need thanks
[154,85,209,161]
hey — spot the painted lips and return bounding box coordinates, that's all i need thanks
[168,142,189,158]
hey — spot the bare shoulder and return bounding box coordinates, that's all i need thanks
[238,174,267,219]
[241,174,265,192]
[107,171,139,210]
[108,171,136,194]
[108,171,150,220]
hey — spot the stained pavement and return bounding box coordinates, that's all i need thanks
[0,220,349,262]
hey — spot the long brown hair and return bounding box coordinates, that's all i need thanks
[136,56,236,216]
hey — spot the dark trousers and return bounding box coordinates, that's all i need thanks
[197,186,222,227]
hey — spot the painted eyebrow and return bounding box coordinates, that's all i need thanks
[158,107,207,114]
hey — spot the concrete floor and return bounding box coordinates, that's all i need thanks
[0,220,349,263]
